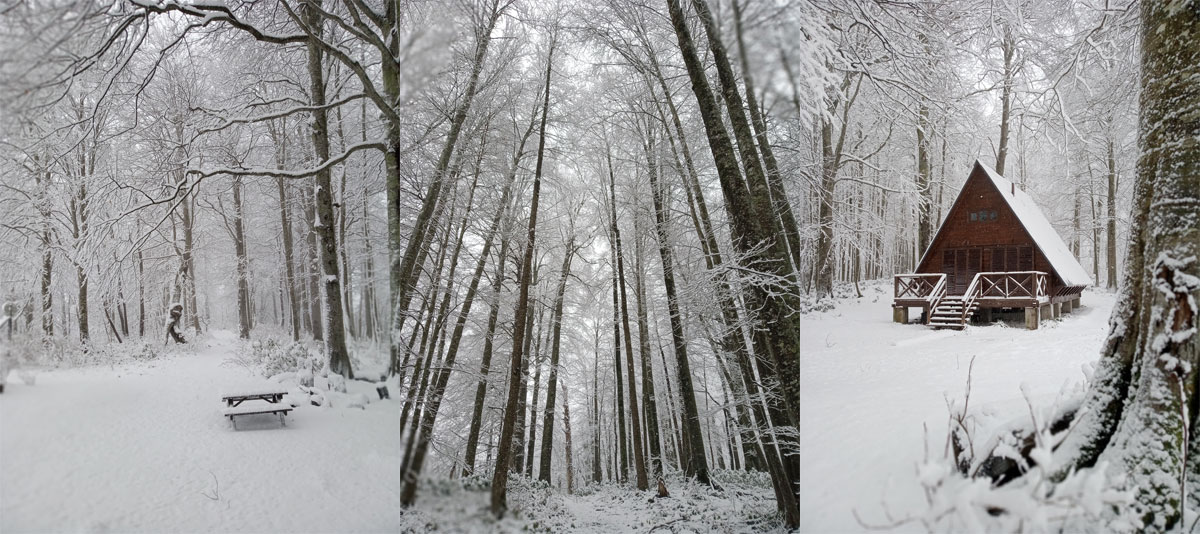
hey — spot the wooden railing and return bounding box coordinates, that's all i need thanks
[895,274,947,325]
[971,271,1049,299]
[961,271,1048,323]
[894,273,947,300]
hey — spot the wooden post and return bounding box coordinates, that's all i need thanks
[1025,306,1039,330]
[1052,302,1062,319]
[893,307,909,324]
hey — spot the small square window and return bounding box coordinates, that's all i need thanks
[970,212,977,221]
[990,211,997,220]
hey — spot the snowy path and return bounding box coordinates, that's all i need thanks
[799,285,1114,532]
[0,331,403,533]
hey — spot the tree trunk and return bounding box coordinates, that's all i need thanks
[491,37,554,518]
[648,64,766,477]
[562,383,575,494]
[137,247,144,338]
[389,0,503,376]
[70,185,89,343]
[360,189,376,340]
[916,102,933,254]
[304,1,351,376]
[730,0,803,271]
[462,224,512,477]
[632,221,663,477]
[592,321,603,484]
[182,197,200,335]
[303,183,323,341]
[1072,184,1082,257]
[609,145,648,490]
[334,105,356,339]
[668,1,800,519]
[511,286,538,475]
[640,65,709,484]
[539,232,577,483]
[271,118,301,342]
[608,219,629,483]
[524,324,545,478]
[1046,5,1199,531]
[996,28,1015,176]
[1106,139,1119,289]
[461,113,539,477]
[233,175,252,339]
[38,164,53,339]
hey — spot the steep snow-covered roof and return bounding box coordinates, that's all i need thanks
[975,160,1092,287]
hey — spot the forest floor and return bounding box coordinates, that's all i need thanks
[799,281,1115,532]
[0,330,780,533]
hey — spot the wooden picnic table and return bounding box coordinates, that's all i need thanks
[221,387,289,407]
[221,386,292,430]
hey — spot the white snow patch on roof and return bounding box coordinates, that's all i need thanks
[976,160,1092,287]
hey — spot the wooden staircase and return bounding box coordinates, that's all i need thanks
[927,296,978,329]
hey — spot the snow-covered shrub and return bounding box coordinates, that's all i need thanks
[327,371,346,393]
[862,367,1143,532]
[131,343,158,361]
[240,338,315,378]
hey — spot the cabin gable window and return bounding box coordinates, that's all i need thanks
[968,210,998,222]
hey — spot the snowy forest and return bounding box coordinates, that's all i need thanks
[0,0,1196,532]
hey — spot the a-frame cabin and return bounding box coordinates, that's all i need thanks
[893,160,1091,329]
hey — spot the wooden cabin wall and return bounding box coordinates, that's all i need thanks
[916,167,1062,293]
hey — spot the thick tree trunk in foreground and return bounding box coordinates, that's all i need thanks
[491,38,554,518]
[1046,4,1199,531]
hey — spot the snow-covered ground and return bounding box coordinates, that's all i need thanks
[800,282,1114,533]
[0,330,780,533]
[0,330,402,532]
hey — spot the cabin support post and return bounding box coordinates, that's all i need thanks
[1062,299,1073,314]
[1024,306,1039,330]
[892,307,908,324]
[1052,302,1062,319]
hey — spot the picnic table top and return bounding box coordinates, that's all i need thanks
[223,403,294,416]
[220,386,289,400]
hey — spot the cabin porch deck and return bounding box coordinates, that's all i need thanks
[892,272,1083,330]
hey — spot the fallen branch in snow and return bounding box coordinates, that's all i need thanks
[200,470,220,501]
[648,517,685,532]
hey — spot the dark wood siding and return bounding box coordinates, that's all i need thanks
[916,164,1066,295]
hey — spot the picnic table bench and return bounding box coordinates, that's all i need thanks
[221,386,292,430]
